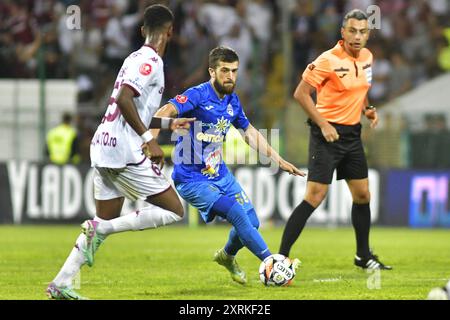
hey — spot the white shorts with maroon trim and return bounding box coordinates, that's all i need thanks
[93,158,171,201]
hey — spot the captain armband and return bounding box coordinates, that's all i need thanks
[161,117,173,129]
[149,117,173,129]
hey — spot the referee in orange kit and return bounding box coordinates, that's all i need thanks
[279,9,391,270]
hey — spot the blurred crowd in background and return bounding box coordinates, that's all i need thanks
[1,0,450,168]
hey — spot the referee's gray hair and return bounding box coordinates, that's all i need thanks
[342,9,368,27]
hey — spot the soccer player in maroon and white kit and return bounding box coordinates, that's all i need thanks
[47,4,194,300]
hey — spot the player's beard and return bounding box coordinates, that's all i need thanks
[213,79,235,95]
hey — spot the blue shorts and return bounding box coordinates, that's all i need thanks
[175,172,254,223]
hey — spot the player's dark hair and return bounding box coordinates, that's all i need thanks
[62,112,72,124]
[143,4,174,32]
[209,46,239,69]
[342,9,368,27]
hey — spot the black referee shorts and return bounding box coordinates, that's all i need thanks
[307,119,368,184]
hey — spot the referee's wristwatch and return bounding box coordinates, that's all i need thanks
[364,105,375,114]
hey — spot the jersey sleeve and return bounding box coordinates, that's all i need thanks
[121,55,159,97]
[302,54,332,89]
[168,87,202,116]
[232,98,250,130]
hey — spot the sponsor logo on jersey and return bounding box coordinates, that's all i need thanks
[176,95,188,104]
[128,78,144,92]
[214,116,231,133]
[202,150,221,178]
[334,67,349,72]
[227,104,234,116]
[139,63,152,76]
[196,132,224,143]
[205,105,214,110]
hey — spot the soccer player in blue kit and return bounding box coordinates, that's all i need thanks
[152,46,305,284]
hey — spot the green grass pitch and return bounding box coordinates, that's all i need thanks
[0,225,448,300]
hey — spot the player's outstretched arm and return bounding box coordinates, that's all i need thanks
[242,124,305,176]
[149,113,195,130]
[150,103,189,139]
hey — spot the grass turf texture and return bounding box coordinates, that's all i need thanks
[0,225,448,300]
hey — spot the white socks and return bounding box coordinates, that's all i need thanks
[95,204,182,235]
[52,205,182,288]
[52,233,86,288]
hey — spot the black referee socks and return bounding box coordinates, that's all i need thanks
[351,202,371,258]
[279,200,316,257]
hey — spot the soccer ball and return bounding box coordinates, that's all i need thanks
[427,287,449,300]
[259,254,296,286]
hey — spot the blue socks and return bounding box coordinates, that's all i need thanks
[224,209,260,256]
[212,196,270,261]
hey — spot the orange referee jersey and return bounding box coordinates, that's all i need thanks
[302,40,373,125]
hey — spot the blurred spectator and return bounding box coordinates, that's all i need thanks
[220,1,252,108]
[42,24,66,78]
[428,0,448,17]
[2,0,448,105]
[291,0,317,88]
[437,27,450,71]
[174,0,213,90]
[70,17,103,102]
[103,2,131,74]
[368,44,391,105]
[388,52,412,100]
[1,0,41,77]
[88,0,115,30]
[32,0,57,27]
[197,0,238,41]
[317,3,340,44]
[46,112,80,165]
[245,0,273,69]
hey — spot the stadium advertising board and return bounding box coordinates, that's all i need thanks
[383,170,450,227]
[0,161,379,225]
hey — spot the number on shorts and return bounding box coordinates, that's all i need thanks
[151,163,161,176]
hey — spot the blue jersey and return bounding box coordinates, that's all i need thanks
[169,81,250,183]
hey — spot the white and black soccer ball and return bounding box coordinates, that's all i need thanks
[259,254,296,287]
[427,286,449,300]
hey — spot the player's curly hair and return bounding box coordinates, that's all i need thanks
[209,46,239,69]
[143,4,174,32]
